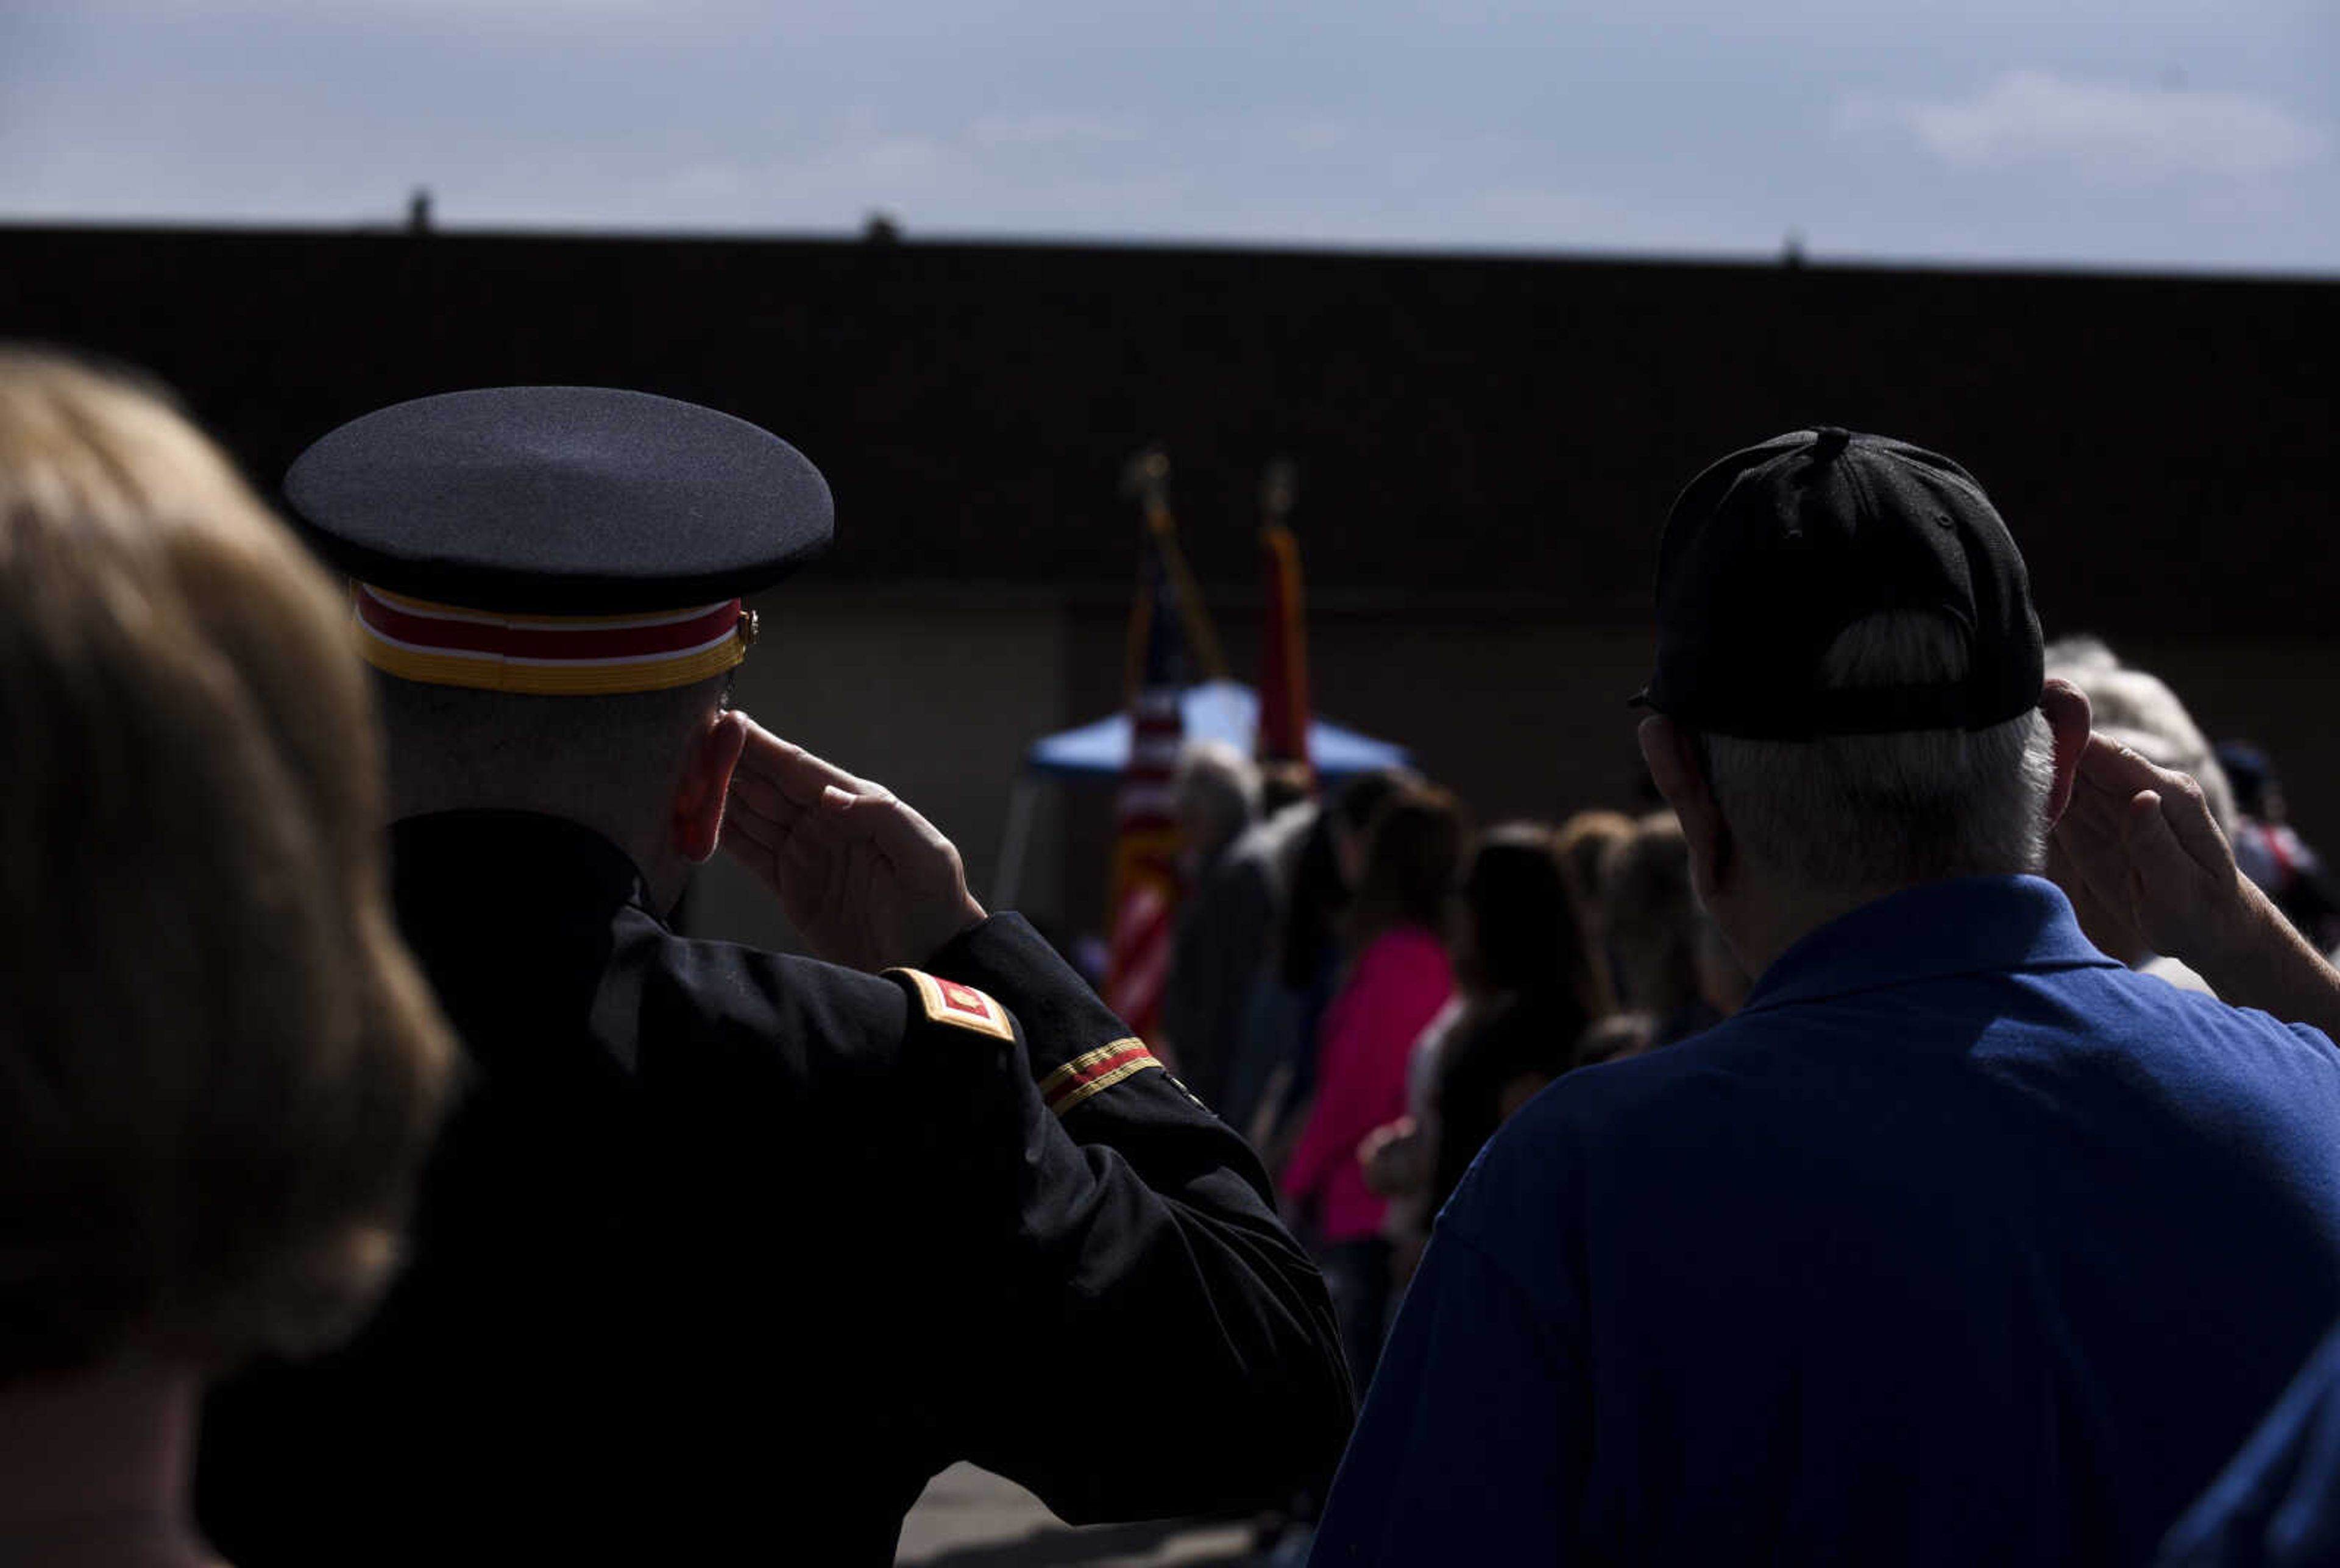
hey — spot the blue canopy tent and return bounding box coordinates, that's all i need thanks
[1026,679,1411,779]
[991,678,1413,906]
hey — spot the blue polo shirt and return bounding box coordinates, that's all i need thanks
[1313,876,2340,1567]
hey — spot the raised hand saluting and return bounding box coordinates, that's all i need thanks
[2054,732,2252,970]
[721,714,986,974]
[2054,732,2340,1036]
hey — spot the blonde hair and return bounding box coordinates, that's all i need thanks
[1600,812,1701,1013]
[1553,807,1636,918]
[0,350,456,1379]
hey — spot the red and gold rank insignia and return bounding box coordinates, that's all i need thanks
[888,968,1016,1043]
[1038,1038,1163,1117]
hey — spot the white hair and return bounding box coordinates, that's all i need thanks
[1173,739,1261,851]
[2043,635,2235,834]
[1700,612,2056,892]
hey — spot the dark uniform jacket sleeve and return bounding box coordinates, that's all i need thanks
[906,912,1355,1520]
[197,814,1344,1567]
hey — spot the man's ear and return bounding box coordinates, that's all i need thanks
[2038,678,2093,831]
[672,709,750,865]
[1637,715,1730,904]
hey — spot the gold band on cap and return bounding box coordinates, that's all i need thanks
[352,585,751,695]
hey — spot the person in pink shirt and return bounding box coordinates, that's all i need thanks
[1282,783,1464,1389]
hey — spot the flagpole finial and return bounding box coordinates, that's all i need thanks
[1261,458,1297,524]
[1121,445,1172,525]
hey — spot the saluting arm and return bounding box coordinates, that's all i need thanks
[722,719,1355,1518]
[918,913,1355,1520]
[2055,733,2340,1038]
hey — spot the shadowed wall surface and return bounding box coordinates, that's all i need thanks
[5,225,2332,936]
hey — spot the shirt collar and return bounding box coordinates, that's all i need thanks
[390,809,656,924]
[1738,874,2122,1016]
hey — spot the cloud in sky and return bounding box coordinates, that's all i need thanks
[6,4,2338,272]
[1871,70,2329,183]
[966,112,1141,151]
[615,111,1723,256]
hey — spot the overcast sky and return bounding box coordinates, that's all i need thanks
[3,0,2334,274]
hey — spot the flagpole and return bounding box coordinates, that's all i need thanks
[1119,445,1229,684]
[1255,456,1314,781]
[1103,445,1208,1047]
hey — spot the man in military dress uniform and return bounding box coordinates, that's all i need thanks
[195,388,1353,1564]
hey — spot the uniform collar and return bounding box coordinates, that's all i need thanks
[389,809,655,922]
[1739,874,2121,1016]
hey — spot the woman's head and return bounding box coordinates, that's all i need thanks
[1346,783,1469,949]
[1601,812,1702,1013]
[1453,823,1608,1015]
[1553,809,1634,931]
[0,350,456,1383]
[1328,767,1417,892]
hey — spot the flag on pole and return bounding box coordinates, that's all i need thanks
[1104,453,1207,1043]
[1255,458,1313,782]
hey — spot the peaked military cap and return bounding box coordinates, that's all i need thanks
[284,386,833,695]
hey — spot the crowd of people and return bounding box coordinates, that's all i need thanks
[1158,753,1742,1396]
[10,347,2340,1568]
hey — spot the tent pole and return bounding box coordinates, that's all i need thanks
[990,775,1041,911]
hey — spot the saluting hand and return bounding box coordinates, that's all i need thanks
[721,714,987,974]
[2054,733,2340,1035]
[2053,733,2250,973]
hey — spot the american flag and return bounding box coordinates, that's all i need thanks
[1103,516,1194,1043]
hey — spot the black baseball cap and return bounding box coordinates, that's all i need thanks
[1633,427,2044,740]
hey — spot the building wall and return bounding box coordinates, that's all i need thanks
[3,224,2333,639]
[6,225,2327,951]
[698,587,2340,957]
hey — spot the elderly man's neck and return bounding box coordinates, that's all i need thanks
[1713,870,1963,979]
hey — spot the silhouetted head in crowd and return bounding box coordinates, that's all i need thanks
[1328,766,1419,890]
[1278,808,1347,990]
[1601,814,1706,1025]
[2040,637,2232,967]
[1346,784,1470,954]
[1633,429,2089,979]
[1553,806,1636,1005]
[2218,742,2280,823]
[0,350,456,1559]
[1258,760,1317,818]
[1275,767,1415,1001]
[1454,823,1611,1018]
[1172,739,1261,873]
[1255,778,1427,1147]
[1417,823,1609,1215]
[1555,809,1635,919]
